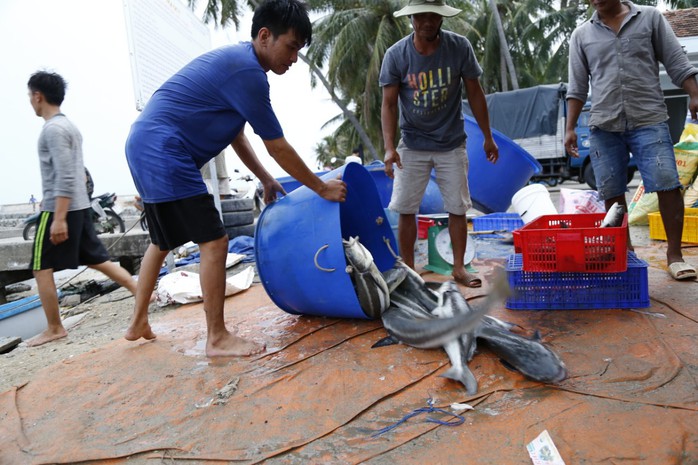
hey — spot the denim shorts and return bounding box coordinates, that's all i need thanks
[588,122,680,200]
[389,140,471,215]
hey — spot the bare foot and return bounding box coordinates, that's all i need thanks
[206,332,266,357]
[26,328,68,347]
[124,321,157,341]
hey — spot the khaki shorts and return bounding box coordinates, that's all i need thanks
[388,140,471,215]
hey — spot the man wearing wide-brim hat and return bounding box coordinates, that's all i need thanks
[380,0,498,288]
[393,0,462,18]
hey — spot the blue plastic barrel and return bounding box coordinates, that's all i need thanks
[275,170,327,195]
[276,162,445,214]
[465,115,542,214]
[363,161,444,214]
[255,163,398,319]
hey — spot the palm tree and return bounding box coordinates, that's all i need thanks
[188,0,253,29]
[664,0,698,7]
[488,0,519,90]
[188,0,696,166]
[188,0,383,161]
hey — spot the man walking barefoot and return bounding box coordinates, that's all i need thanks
[124,0,346,357]
[27,70,140,347]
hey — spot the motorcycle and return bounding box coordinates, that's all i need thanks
[230,170,265,212]
[22,192,126,241]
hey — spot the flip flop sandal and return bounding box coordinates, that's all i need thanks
[454,272,482,288]
[668,261,697,281]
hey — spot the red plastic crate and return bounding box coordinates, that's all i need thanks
[417,217,435,239]
[512,213,628,273]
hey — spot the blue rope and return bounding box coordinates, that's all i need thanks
[371,398,465,438]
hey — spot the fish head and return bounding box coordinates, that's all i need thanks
[342,236,374,271]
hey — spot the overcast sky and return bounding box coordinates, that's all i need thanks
[0,0,338,206]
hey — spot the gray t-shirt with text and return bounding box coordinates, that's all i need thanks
[379,30,482,151]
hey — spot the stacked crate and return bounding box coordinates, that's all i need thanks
[506,213,649,310]
[472,212,524,238]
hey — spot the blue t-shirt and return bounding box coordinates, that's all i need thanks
[126,42,283,202]
[379,30,482,151]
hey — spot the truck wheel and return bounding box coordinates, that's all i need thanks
[583,162,597,190]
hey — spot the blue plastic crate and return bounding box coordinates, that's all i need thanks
[505,251,649,310]
[472,213,524,235]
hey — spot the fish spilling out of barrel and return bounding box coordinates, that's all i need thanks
[343,236,568,396]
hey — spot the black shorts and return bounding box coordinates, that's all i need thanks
[143,194,226,251]
[31,209,111,272]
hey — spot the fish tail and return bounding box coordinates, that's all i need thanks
[441,366,478,395]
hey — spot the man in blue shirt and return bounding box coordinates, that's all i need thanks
[125,0,347,357]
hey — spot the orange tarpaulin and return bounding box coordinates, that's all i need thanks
[1,245,697,464]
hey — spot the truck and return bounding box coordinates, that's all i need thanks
[462,83,636,189]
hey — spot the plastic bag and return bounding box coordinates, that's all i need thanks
[684,172,698,208]
[558,188,605,214]
[156,267,255,307]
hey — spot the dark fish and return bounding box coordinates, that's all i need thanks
[381,271,509,350]
[390,260,439,313]
[600,202,625,228]
[475,324,568,384]
[381,260,409,293]
[431,281,479,395]
[380,304,485,350]
[343,236,390,319]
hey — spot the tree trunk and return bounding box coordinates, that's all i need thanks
[489,0,519,90]
[297,54,380,162]
[500,53,508,92]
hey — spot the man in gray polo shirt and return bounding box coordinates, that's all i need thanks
[564,0,698,281]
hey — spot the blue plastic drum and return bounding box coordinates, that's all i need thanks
[276,162,445,214]
[465,115,542,213]
[255,163,398,319]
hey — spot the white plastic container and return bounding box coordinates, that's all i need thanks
[511,184,557,224]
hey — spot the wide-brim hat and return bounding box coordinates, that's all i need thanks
[393,0,462,18]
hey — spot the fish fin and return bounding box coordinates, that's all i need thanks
[533,330,543,342]
[371,335,399,348]
[499,359,521,373]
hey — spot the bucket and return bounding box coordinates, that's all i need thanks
[465,115,542,213]
[511,183,557,224]
[255,163,398,319]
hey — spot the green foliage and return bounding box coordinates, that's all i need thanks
[192,0,696,167]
